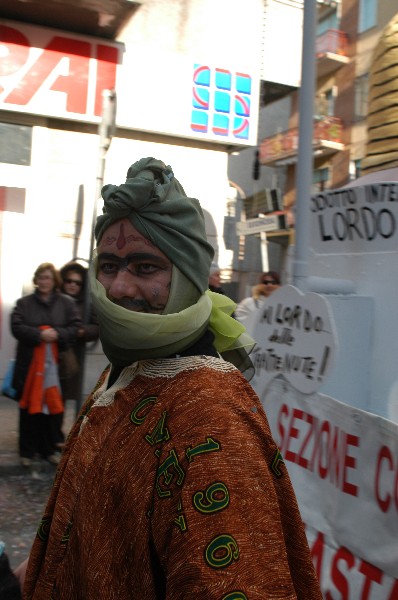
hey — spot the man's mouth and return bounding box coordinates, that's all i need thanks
[110,297,165,313]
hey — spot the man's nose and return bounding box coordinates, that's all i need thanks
[107,271,138,299]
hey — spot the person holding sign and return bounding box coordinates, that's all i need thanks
[16,159,321,599]
[235,271,281,325]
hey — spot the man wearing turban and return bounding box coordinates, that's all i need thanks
[19,158,322,599]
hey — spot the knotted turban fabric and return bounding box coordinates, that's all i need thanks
[95,157,215,292]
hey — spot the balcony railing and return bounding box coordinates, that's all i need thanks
[316,29,349,57]
[259,116,344,166]
[316,29,349,76]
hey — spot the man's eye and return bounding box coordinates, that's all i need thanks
[137,263,159,275]
[99,262,118,275]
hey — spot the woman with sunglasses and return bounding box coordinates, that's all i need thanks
[59,261,100,403]
[235,270,281,325]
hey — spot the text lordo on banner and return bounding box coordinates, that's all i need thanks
[310,182,398,254]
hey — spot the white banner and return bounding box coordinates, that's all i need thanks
[260,378,398,598]
[310,183,398,254]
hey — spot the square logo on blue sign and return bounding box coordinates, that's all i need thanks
[191,64,251,140]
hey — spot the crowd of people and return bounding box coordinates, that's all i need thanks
[1,157,322,599]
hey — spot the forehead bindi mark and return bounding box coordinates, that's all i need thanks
[101,222,157,250]
[100,223,156,250]
[117,222,127,249]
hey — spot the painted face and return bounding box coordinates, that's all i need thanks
[97,218,172,314]
[63,271,83,297]
[35,269,55,296]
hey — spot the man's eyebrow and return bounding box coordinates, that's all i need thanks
[97,252,167,262]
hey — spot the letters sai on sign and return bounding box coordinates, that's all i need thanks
[246,285,337,395]
[0,22,122,121]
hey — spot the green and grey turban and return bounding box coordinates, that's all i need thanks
[95,157,214,292]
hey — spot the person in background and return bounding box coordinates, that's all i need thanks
[17,159,321,599]
[59,261,100,402]
[208,263,237,319]
[10,263,81,467]
[208,262,225,294]
[235,270,281,325]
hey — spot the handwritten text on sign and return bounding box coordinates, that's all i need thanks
[246,285,337,394]
[310,182,398,254]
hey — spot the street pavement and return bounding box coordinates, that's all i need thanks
[0,395,76,570]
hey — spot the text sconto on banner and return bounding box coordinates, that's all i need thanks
[310,182,398,253]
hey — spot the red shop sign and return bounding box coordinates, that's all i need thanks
[0,22,123,120]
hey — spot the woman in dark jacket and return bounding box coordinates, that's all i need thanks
[11,262,81,466]
[59,261,100,400]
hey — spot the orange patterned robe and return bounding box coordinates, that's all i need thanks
[24,356,322,599]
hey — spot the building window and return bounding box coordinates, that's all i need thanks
[354,74,369,120]
[0,123,32,165]
[358,0,377,33]
[312,168,329,194]
[317,9,338,36]
[354,159,362,180]
[316,88,336,118]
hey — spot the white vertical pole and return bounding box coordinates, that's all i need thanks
[76,89,117,416]
[253,174,270,272]
[292,0,317,291]
[260,231,269,271]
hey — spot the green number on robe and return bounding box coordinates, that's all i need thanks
[205,534,239,569]
[193,481,229,514]
[37,516,51,541]
[186,436,220,462]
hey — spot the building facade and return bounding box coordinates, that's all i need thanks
[230,0,398,297]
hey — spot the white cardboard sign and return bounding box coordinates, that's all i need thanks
[246,285,337,395]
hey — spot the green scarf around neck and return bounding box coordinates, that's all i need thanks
[89,255,254,367]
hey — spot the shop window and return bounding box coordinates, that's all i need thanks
[0,123,32,165]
